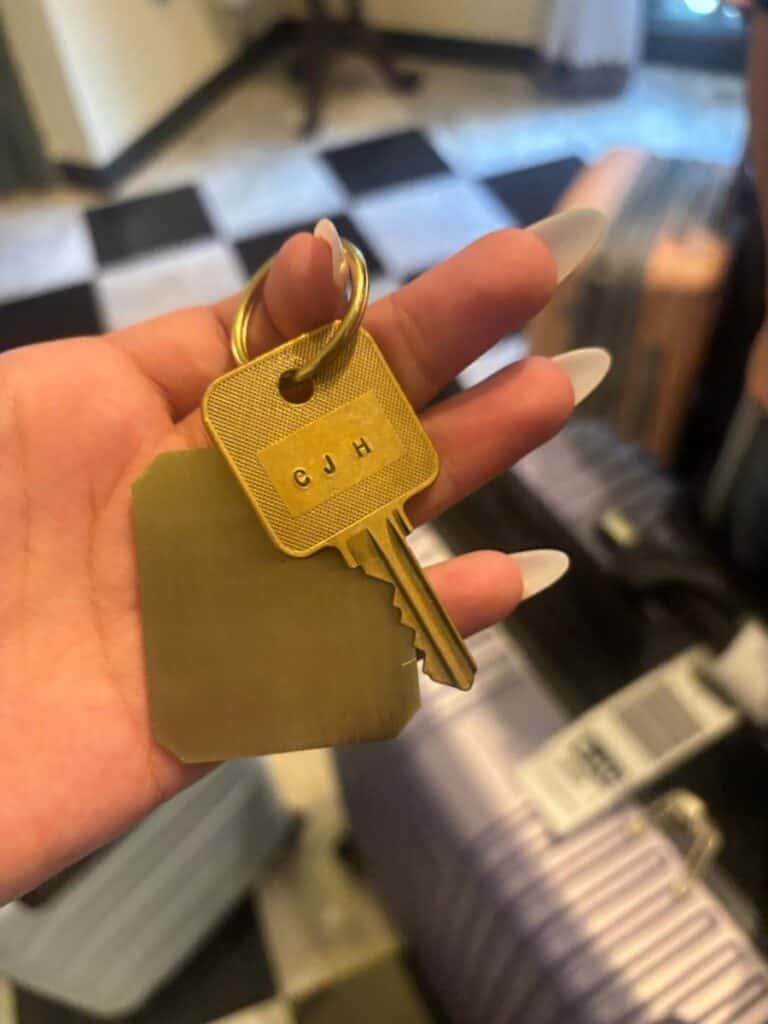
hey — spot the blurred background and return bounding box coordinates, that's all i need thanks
[2,1,768,1022]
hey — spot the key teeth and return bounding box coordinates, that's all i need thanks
[388,583,457,687]
[347,530,475,690]
[387,579,424,655]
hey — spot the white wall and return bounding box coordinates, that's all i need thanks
[282,0,549,46]
[2,0,91,164]
[4,0,548,168]
[366,0,548,46]
[4,0,282,166]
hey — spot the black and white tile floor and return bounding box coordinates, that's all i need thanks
[0,53,746,1024]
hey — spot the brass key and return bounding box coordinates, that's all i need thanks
[203,322,476,690]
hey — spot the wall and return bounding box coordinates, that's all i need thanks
[2,0,91,164]
[3,0,281,166]
[366,0,548,46]
[281,0,549,46]
[3,0,547,169]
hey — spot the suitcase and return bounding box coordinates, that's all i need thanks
[336,394,767,1019]
[0,760,290,1017]
[528,149,735,466]
[336,529,768,1024]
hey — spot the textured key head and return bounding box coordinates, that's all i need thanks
[203,325,438,556]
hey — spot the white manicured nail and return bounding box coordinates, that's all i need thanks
[313,217,348,290]
[527,208,606,284]
[552,347,611,405]
[509,549,570,600]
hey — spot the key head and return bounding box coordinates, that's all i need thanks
[203,324,438,556]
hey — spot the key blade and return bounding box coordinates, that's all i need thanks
[347,513,476,691]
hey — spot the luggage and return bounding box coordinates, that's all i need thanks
[529,149,735,466]
[337,537,768,1024]
[336,529,768,1024]
[0,760,290,1016]
[337,148,766,1023]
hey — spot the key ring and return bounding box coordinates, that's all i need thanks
[230,238,369,383]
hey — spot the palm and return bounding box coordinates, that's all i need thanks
[1,336,210,899]
[0,228,569,900]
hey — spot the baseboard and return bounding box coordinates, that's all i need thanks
[57,14,730,192]
[57,20,297,191]
[375,29,536,70]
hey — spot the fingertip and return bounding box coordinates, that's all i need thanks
[263,232,344,339]
[519,354,576,438]
[428,549,523,638]
[485,227,559,319]
[521,228,561,306]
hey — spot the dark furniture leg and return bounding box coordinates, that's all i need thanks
[294,0,420,135]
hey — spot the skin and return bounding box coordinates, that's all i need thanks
[0,228,573,902]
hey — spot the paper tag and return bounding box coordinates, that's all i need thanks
[518,648,740,835]
[703,619,768,727]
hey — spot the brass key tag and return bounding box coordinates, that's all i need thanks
[203,323,476,691]
[133,448,419,762]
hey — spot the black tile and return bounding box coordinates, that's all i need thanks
[15,898,275,1024]
[0,283,101,351]
[236,213,383,277]
[295,953,438,1024]
[86,186,213,266]
[401,266,435,285]
[323,131,450,196]
[485,156,585,225]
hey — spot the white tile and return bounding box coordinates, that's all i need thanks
[368,274,400,303]
[117,73,306,200]
[303,57,416,152]
[209,1000,295,1024]
[0,977,16,1024]
[352,176,513,278]
[201,149,346,239]
[0,201,96,303]
[266,748,344,842]
[259,750,399,1001]
[428,61,747,179]
[96,239,245,330]
[458,335,529,390]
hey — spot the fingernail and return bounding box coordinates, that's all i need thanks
[527,208,606,284]
[314,217,348,290]
[509,549,570,600]
[552,347,611,405]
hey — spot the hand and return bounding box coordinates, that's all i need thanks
[0,227,573,901]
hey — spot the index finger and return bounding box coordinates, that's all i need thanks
[113,226,557,420]
[225,227,558,410]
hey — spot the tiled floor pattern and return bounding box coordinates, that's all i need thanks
[0,57,744,349]
[0,51,747,1023]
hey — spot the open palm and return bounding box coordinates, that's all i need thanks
[0,228,572,901]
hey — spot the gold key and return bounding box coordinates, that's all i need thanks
[203,322,476,690]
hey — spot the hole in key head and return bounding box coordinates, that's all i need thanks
[279,370,314,404]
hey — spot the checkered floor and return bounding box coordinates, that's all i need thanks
[0,52,747,1024]
[0,132,582,353]
[0,56,745,351]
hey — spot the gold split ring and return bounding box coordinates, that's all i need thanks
[230,238,369,383]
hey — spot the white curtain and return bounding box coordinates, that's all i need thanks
[542,0,644,69]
